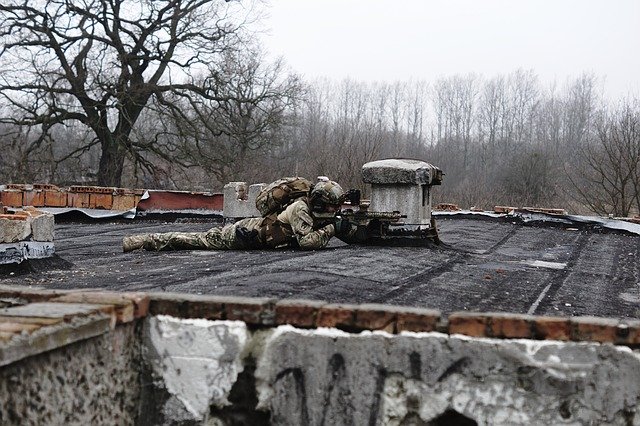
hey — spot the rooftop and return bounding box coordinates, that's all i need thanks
[4,212,639,319]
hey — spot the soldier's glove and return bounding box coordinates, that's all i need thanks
[235,227,261,249]
[334,217,352,236]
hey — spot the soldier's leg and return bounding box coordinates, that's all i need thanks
[123,218,265,252]
[124,230,223,252]
[141,229,232,251]
[218,217,264,249]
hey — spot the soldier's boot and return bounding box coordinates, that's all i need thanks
[123,234,149,252]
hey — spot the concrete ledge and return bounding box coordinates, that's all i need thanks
[0,313,111,367]
[0,287,639,347]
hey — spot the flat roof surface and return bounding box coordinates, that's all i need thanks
[3,215,639,319]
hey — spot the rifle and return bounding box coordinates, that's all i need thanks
[334,189,440,246]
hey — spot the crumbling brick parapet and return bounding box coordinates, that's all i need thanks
[1,288,638,347]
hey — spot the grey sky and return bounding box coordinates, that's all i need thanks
[260,0,640,98]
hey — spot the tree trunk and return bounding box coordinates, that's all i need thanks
[97,134,126,187]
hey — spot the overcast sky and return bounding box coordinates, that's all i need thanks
[259,0,640,99]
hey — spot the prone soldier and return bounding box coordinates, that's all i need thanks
[122,179,348,252]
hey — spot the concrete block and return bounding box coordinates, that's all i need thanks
[30,211,54,242]
[52,292,136,324]
[0,315,63,326]
[396,307,441,333]
[448,312,489,337]
[0,321,42,334]
[316,303,358,329]
[362,159,442,185]
[142,316,250,420]
[0,287,71,302]
[0,214,31,243]
[275,299,326,327]
[223,181,262,219]
[0,302,115,321]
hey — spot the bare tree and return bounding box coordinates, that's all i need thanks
[572,101,640,216]
[0,0,263,187]
[159,49,302,186]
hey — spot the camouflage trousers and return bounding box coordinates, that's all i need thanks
[140,217,264,251]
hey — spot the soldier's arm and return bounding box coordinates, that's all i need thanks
[288,203,335,250]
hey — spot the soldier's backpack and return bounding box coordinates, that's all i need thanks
[255,177,313,217]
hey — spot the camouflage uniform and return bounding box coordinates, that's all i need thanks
[131,198,335,251]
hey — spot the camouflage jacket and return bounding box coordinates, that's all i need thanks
[276,198,335,250]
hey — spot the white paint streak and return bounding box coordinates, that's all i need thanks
[524,260,567,270]
[527,283,553,315]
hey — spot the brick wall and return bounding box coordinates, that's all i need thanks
[2,288,640,425]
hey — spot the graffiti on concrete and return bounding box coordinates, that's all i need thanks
[256,326,640,425]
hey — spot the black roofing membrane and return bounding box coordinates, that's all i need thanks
[1,216,639,319]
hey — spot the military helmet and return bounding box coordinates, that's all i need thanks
[309,180,345,211]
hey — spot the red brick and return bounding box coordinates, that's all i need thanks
[6,184,27,190]
[275,299,325,327]
[90,193,113,209]
[33,184,59,191]
[489,313,534,338]
[148,293,227,320]
[354,304,398,332]
[225,297,276,325]
[0,213,28,221]
[122,292,150,319]
[494,206,517,214]
[68,191,90,208]
[0,190,23,207]
[44,190,67,207]
[137,190,223,211]
[23,190,45,207]
[112,194,138,210]
[395,307,441,333]
[533,316,571,341]
[619,320,640,345]
[448,312,489,337]
[316,304,358,329]
[571,316,619,343]
[148,295,190,318]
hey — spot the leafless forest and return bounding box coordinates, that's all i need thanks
[1,1,639,216]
